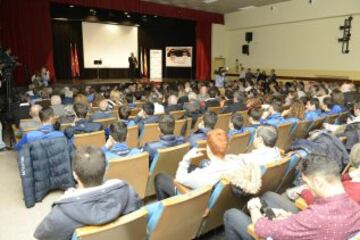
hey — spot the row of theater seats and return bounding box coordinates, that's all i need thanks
[72,151,305,240]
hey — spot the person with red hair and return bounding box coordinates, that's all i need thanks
[154,128,240,200]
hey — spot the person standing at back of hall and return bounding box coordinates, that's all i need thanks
[128,52,138,81]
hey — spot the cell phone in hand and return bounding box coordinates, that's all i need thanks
[260,199,276,220]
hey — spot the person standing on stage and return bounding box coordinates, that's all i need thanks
[128,52,138,81]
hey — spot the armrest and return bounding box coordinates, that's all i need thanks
[247,224,262,240]
[173,180,191,194]
[295,197,308,210]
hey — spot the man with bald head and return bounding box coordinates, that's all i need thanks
[90,99,112,121]
[20,104,42,130]
[165,95,182,113]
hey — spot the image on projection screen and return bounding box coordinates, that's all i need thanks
[82,22,138,68]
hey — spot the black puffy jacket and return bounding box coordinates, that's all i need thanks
[17,136,75,208]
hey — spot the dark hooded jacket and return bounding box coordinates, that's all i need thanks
[34,179,142,240]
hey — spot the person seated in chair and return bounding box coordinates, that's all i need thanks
[34,146,142,240]
[330,89,346,114]
[143,114,185,164]
[260,99,287,126]
[222,91,247,114]
[16,107,62,151]
[304,98,322,121]
[19,104,42,131]
[64,103,103,140]
[224,154,360,240]
[134,101,160,137]
[90,99,112,121]
[233,125,281,166]
[118,105,136,127]
[165,95,182,113]
[246,108,262,135]
[205,87,220,108]
[320,97,333,117]
[228,113,246,138]
[102,122,141,161]
[154,129,240,200]
[189,111,218,148]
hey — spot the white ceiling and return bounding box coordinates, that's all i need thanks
[141,0,292,14]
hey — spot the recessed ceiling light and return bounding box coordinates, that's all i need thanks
[154,15,158,18]
[238,5,256,10]
[69,5,74,8]
[203,0,218,3]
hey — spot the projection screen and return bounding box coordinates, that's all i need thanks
[82,22,138,68]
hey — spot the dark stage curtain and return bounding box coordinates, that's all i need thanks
[0,0,56,86]
[196,21,212,81]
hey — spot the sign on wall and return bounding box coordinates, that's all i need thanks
[150,49,163,80]
[165,46,193,68]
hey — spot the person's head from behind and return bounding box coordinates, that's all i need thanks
[253,125,278,149]
[306,98,320,111]
[73,146,106,188]
[230,113,244,130]
[354,101,360,117]
[233,91,244,103]
[50,95,62,106]
[207,129,228,160]
[248,108,262,124]
[208,87,218,98]
[74,94,89,106]
[167,95,178,106]
[331,89,344,106]
[30,104,42,119]
[225,89,233,101]
[298,154,341,198]
[321,97,333,112]
[39,107,55,125]
[269,98,282,114]
[200,86,208,96]
[109,122,127,143]
[203,111,218,129]
[74,103,88,119]
[99,99,109,112]
[119,106,130,120]
[288,100,305,120]
[159,114,175,135]
[143,101,155,116]
[350,143,360,169]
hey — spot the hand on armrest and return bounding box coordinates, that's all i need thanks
[173,180,191,194]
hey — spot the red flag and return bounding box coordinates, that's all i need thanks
[70,43,75,78]
[74,43,80,77]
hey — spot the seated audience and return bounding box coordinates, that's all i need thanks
[64,103,102,140]
[16,107,60,151]
[189,111,218,148]
[165,95,182,113]
[33,146,142,240]
[154,129,239,199]
[330,89,346,114]
[234,125,281,166]
[304,98,322,121]
[143,114,185,164]
[320,97,333,116]
[90,99,112,121]
[134,101,160,136]
[205,87,220,108]
[338,101,360,151]
[246,108,262,134]
[228,113,246,137]
[19,104,42,130]
[118,105,136,127]
[149,92,165,115]
[284,99,305,122]
[224,154,360,240]
[50,95,65,117]
[222,91,247,113]
[102,122,141,161]
[260,99,286,126]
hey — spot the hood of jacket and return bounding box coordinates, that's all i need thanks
[223,162,262,194]
[159,134,185,146]
[54,179,138,225]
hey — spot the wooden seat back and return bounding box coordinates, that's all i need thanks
[74,131,105,148]
[140,123,161,146]
[170,110,185,120]
[228,131,251,154]
[215,113,232,131]
[94,117,118,129]
[276,122,294,151]
[75,208,147,240]
[106,152,149,198]
[126,125,139,148]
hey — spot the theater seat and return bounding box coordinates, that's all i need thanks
[292,120,311,140]
[146,185,212,240]
[208,106,222,114]
[228,131,251,154]
[140,123,161,147]
[72,208,147,240]
[275,122,294,151]
[237,110,249,127]
[105,152,149,199]
[174,119,186,137]
[170,110,185,120]
[126,125,139,148]
[215,113,232,131]
[74,131,105,148]
[94,117,118,128]
[146,143,190,197]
